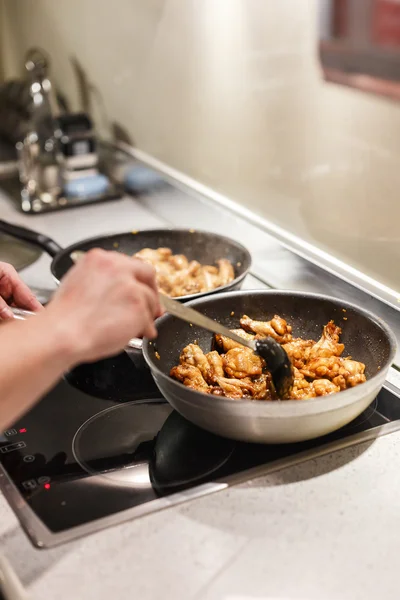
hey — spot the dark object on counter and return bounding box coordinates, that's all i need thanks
[149,410,235,493]
[143,290,396,444]
[0,220,252,302]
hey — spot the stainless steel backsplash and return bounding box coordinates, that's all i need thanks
[1,0,400,300]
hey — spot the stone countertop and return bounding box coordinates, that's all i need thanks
[1,186,400,599]
[2,432,400,600]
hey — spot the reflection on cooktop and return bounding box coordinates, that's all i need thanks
[0,349,399,547]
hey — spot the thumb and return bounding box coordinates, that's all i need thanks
[0,297,14,320]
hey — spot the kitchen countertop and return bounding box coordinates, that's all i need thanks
[1,184,400,599]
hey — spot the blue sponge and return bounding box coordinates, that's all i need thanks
[64,174,110,198]
[124,165,163,192]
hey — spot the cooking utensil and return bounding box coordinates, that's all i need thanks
[160,294,293,397]
[143,290,396,444]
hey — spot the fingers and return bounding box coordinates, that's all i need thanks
[0,263,43,312]
[0,297,13,320]
[10,279,43,312]
[135,282,158,339]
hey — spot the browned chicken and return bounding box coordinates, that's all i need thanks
[214,329,256,352]
[308,321,345,360]
[133,247,235,297]
[282,338,314,369]
[217,259,235,285]
[170,316,366,402]
[223,347,264,379]
[301,356,343,380]
[205,351,225,382]
[170,365,210,393]
[301,356,366,389]
[179,344,211,380]
[240,314,292,344]
[288,368,317,400]
[215,376,255,399]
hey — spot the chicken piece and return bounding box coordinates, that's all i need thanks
[240,315,292,344]
[168,254,189,270]
[301,356,342,381]
[223,347,264,379]
[282,338,314,369]
[288,368,316,400]
[308,321,344,360]
[313,379,340,396]
[179,344,211,380]
[214,329,256,352]
[339,359,366,387]
[205,351,225,382]
[215,376,255,399]
[170,365,210,393]
[201,266,221,292]
[250,373,275,400]
[134,247,172,264]
[217,259,235,286]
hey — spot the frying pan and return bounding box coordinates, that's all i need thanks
[0,218,251,356]
[0,219,251,300]
[143,290,396,444]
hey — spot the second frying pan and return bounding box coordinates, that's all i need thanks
[0,219,252,301]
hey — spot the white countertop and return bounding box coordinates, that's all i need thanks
[1,185,400,600]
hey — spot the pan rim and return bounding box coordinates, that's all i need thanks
[143,289,397,414]
[50,227,252,300]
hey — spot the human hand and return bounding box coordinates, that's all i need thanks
[44,249,163,363]
[0,262,43,320]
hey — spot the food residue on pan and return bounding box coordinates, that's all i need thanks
[134,247,235,297]
[155,351,161,360]
[230,311,235,317]
[170,315,366,401]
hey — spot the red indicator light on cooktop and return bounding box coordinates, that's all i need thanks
[19,428,27,433]
[44,483,51,490]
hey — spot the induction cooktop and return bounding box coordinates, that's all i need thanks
[1,351,400,548]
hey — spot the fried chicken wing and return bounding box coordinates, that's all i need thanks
[205,351,225,382]
[301,356,343,380]
[222,347,264,379]
[214,329,256,352]
[179,344,211,380]
[135,247,172,264]
[309,321,344,359]
[313,379,340,396]
[133,247,235,297]
[251,373,275,400]
[288,368,317,400]
[217,259,235,285]
[215,376,255,399]
[170,365,210,393]
[240,315,292,344]
[282,338,314,369]
[171,313,366,401]
[168,254,189,270]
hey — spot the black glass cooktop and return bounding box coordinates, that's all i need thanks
[0,351,399,548]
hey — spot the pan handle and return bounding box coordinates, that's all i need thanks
[10,307,145,352]
[0,218,63,257]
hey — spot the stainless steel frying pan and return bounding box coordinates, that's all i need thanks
[143,290,396,444]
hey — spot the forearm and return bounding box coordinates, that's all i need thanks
[0,313,78,430]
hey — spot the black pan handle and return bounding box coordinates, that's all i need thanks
[0,218,63,257]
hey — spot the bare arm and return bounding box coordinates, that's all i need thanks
[0,250,162,431]
[0,313,78,429]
